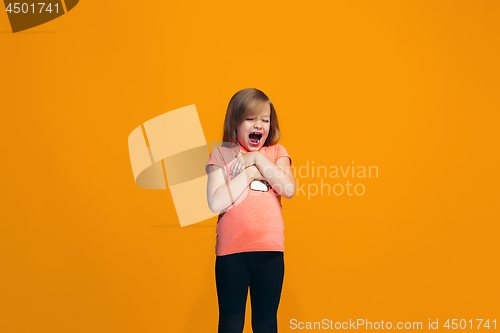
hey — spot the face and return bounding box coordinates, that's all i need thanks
[236,101,271,151]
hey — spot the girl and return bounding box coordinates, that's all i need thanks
[206,88,295,333]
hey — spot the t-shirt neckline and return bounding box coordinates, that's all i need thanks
[237,142,266,154]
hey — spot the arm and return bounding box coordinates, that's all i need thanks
[230,152,295,199]
[253,153,295,199]
[206,164,263,214]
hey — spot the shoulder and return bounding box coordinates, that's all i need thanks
[267,143,289,155]
[215,146,240,159]
[207,147,228,171]
[208,146,240,166]
[263,143,291,163]
[210,146,235,157]
[263,143,286,150]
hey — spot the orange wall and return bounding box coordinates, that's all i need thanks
[1,1,498,332]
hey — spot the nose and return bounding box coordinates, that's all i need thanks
[253,120,263,129]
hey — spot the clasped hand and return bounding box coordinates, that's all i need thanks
[229,152,265,181]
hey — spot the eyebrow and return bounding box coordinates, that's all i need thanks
[247,114,270,118]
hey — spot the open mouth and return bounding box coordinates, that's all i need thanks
[248,132,263,146]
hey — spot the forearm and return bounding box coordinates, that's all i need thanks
[253,153,295,199]
[208,168,255,213]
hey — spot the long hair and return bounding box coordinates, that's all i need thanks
[222,88,280,147]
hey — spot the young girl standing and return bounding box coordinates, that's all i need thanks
[206,88,295,333]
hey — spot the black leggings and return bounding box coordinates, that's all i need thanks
[215,251,284,333]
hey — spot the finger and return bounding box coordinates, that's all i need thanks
[237,158,244,172]
[230,159,239,177]
[236,161,243,175]
[231,160,240,177]
[232,160,238,175]
[230,162,235,177]
[230,157,238,173]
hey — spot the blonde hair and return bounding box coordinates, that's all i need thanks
[222,88,280,147]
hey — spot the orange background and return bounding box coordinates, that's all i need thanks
[1,1,499,332]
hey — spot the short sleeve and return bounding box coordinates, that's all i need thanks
[275,144,292,166]
[206,147,226,174]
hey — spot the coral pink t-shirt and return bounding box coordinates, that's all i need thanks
[206,143,292,256]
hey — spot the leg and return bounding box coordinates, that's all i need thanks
[249,252,284,333]
[216,253,251,333]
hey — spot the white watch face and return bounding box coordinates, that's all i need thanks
[250,180,270,192]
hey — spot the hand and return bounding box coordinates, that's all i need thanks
[229,152,258,178]
[229,155,244,178]
[248,165,266,181]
